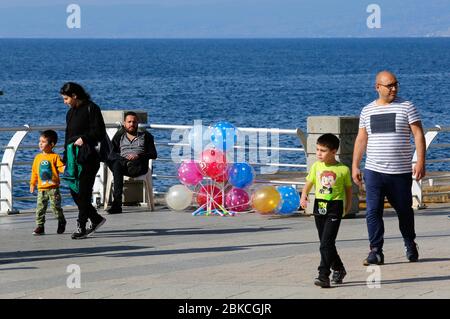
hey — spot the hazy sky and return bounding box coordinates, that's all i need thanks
[0,0,449,38]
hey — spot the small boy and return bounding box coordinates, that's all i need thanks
[300,133,352,288]
[30,130,66,235]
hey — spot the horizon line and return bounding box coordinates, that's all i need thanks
[1,36,449,40]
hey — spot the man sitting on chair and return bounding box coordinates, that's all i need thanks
[106,111,157,214]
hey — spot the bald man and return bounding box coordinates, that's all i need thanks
[352,71,426,266]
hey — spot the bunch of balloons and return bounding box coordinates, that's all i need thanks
[165,121,300,216]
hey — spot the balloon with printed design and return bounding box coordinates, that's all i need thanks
[225,187,250,212]
[276,186,300,215]
[210,121,238,152]
[199,148,227,179]
[178,160,203,186]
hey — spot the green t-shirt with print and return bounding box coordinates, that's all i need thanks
[306,161,352,201]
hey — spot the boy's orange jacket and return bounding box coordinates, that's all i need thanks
[30,153,65,190]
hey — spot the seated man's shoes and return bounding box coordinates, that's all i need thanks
[106,205,122,214]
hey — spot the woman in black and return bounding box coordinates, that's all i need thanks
[60,82,106,239]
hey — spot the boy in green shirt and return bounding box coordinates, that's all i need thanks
[300,133,352,288]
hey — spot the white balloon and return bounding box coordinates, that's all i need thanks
[165,185,193,211]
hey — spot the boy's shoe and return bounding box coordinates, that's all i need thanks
[314,275,331,288]
[32,226,45,236]
[363,249,384,266]
[332,268,347,284]
[57,220,67,234]
[86,217,106,237]
[71,225,87,240]
[405,242,419,262]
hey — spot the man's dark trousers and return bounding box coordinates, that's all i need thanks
[364,169,416,251]
[110,158,148,206]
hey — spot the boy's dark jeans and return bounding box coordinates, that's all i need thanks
[314,199,345,277]
[363,169,416,251]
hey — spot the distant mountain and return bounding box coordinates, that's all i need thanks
[0,0,449,38]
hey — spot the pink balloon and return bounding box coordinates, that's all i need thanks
[178,160,203,186]
[225,187,250,212]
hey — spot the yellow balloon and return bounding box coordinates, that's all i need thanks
[252,186,281,214]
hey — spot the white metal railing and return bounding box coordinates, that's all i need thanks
[0,123,307,214]
[411,125,450,209]
[2,122,447,214]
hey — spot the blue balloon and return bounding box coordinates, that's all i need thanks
[210,121,238,151]
[228,163,255,188]
[276,186,300,215]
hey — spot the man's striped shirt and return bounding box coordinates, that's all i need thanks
[359,97,421,174]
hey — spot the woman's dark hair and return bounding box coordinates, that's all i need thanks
[59,82,91,101]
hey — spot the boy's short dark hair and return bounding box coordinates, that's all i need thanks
[41,130,58,146]
[124,111,138,120]
[317,133,340,151]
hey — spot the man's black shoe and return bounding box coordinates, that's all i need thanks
[405,242,419,262]
[86,217,106,237]
[332,268,347,284]
[363,248,384,266]
[314,276,331,288]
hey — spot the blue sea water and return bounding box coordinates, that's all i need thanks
[0,38,449,209]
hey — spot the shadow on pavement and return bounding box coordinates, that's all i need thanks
[96,226,291,238]
[342,273,450,287]
[0,245,149,265]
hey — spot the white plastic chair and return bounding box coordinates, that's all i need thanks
[104,159,155,211]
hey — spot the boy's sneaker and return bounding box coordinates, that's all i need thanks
[57,220,67,234]
[314,275,331,288]
[71,225,87,240]
[32,226,45,236]
[86,217,106,237]
[405,242,419,262]
[332,268,347,284]
[363,249,384,266]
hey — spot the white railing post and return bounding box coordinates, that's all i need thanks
[93,126,120,207]
[0,125,29,215]
[411,125,441,209]
[296,128,307,154]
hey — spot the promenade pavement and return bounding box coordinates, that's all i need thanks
[0,203,449,299]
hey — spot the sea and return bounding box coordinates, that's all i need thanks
[0,38,449,209]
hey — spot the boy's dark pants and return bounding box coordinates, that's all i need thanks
[314,199,345,277]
